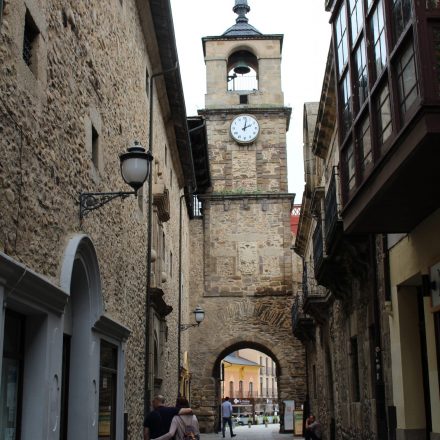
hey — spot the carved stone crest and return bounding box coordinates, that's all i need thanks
[238,242,258,275]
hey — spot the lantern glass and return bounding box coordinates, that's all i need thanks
[193,306,205,324]
[120,141,152,191]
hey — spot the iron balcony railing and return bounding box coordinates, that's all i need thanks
[227,75,258,92]
[313,221,324,276]
[324,170,341,249]
[192,195,203,218]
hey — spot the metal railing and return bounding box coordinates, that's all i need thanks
[324,170,341,249]
[227,75,258,92]
[313,221,324,275]
[192,195,203,218]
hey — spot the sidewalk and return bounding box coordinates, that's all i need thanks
[200,424,304,440]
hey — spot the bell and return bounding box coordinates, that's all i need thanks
[233,62,251,75]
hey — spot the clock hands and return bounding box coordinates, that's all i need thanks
[242,117,248,131]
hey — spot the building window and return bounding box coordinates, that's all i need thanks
[239,95,248,104]
[92,124,100,170]
[335,3,349,76]
[249,382,253,397]
[340,73,352,138]
[266,378,269,397]
[396,40,418,115]
[271,378,275,396]
[23,9,40,75]
[427,0,440,8]
[259,356,263,375]
[358,116,372,172]
[0,311,25,440]
[371,0,387,80]
[376,83,392,146]
[260,377,263,397]
[99,341,118,440]
[392,0,412,42]
[345,142,356,192]
[265,357,269,375]
[354,39,368,109]
[349,0,363,43]
[229,381,234,398]
[239,380,243,398]
[350,337,361,402]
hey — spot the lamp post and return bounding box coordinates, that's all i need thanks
[79,141,152,219]
[180,306,205,331]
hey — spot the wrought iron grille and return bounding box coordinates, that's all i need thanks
[192,195,203,218]
[324,171,340,247]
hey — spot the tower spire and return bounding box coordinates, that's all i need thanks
[233,0,250,24]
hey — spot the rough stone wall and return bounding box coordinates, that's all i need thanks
[202,198,293,297]
[0,0,190,437]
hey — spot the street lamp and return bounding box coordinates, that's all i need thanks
[79,141,153,219]
[180,306,205,331]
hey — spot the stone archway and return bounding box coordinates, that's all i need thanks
[189,295,306,434]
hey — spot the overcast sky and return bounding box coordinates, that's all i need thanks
[169,1,331,202]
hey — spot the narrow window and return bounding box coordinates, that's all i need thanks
[259,356,263,375]
[0,311,25,440]
[335,3,348,76]
[396,40,418,115]
[23,9,40,75]
[92,124,100,169]
[340,72,352,138]
[265,357,268,375]
[354,39,368,110]
[271,378,275,396]
[239,380,243,397]
[370,0,387,80]
[358,116,372,172]
[260,377,263,397]
[169,251,173,277]
[376,83,392,146]
[249,382,253,397]
[99,341,118,440]
[392,0,412,42]
[239,95,248,104]
[229,381,234,398]
[350,337,361,402]
[349,0,364,43]
[266,378,269,397]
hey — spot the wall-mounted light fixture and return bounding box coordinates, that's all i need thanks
[180,306,205,331]
[79,141,153,219]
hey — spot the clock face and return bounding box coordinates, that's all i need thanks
[230,114,260,144]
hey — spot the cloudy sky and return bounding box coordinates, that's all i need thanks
[169,0,331,202]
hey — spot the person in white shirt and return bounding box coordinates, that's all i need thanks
[221,397,236,438]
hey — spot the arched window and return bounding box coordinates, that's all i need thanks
[239,380,243,397]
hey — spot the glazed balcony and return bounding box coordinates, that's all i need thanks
[336,1,440,233]
[324,170,343,255]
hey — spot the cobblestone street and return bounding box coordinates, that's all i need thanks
[200,424,304,440]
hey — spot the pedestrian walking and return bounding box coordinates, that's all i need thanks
[143,395,193,440]
[221,397,236,438]
[152,397,200,440]
[305,414,322,440]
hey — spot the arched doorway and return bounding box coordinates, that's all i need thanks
[60,235,130,440]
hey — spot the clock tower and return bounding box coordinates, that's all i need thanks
[189,1,304,433]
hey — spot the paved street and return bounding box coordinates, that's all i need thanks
[200,424,304,440]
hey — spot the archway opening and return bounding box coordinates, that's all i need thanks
[212,341,282,432]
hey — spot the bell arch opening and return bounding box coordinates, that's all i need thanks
[227,50,258,92]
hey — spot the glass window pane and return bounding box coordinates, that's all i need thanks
[335,4,348,76]
[376,83,392,146]
[355,39,368,109]
[397,41,419,114]
[350,0,364,42]
[345,143,356,191]
[393,0,412,42]
[359,117,373,171]
[371,0,387,80]
[340,73,353,138]
[0,312,25,440]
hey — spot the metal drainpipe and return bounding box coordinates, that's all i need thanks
[144,62,178,418]
[370,234,389,439]
[177,120,204,397]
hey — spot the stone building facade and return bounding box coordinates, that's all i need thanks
[293,47,393,440]
[187,1,305,433]
[0,0,199,439]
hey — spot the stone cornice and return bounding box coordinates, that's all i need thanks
[0,252,68,314]
[94,314,131,342]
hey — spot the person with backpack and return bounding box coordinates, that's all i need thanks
[152,397,200,440]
